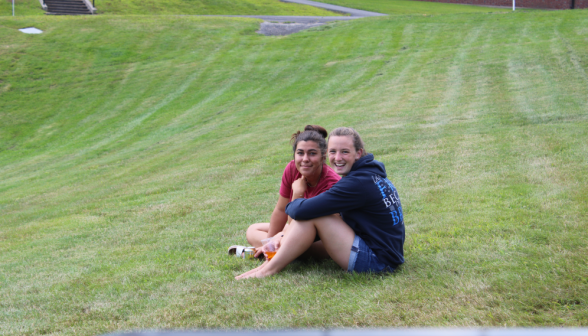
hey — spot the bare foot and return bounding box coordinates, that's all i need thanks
[235,261,268,280]
[238,267,278,279]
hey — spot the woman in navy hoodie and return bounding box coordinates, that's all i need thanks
[236,127,404,279]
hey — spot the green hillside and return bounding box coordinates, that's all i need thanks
[93,0,337,15]
[0,0,337,16]
[1,10,587,335]
[0,0,44,15]
[1,0,515,16]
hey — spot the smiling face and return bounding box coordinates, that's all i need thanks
[328,135,363,176]
[295,140,325,178]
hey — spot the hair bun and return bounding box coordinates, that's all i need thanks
[291,125,329,157]
[304,125,328,139]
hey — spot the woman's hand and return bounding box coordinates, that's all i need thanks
[292,176,308,200]
[254,234,284,258]
[273,233,284,249]
[254,238,277,258]
[254,245,267,258]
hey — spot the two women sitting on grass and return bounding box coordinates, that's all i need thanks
[237,127,405,279]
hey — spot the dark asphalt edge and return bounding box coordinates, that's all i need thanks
[198,1,388,37]
[281,0,387,16]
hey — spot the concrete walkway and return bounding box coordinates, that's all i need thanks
[281,0,386,17]
[200,0,387,35]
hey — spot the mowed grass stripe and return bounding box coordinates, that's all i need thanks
[552,23,588,116]
[506,19,586,223]
[0,19,260,220]
[0,11,587,334]
[492,14,586,305]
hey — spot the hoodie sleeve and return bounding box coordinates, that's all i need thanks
[285,176,368,220]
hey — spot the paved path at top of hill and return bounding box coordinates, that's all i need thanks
[281,0,386,17]
[199,0,386,35]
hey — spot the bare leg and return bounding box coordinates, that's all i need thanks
[236,214,355,279]
[299,241,330,260]
[244,222,328,259]
[235,220,314,280]
[246,223,269,248]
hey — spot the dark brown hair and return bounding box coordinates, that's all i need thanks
[328,127,367,157]
[291,125,328,158]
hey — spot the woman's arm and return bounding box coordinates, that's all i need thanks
[286,177,367,220]
[268,176,307,237]
[267,195,290,237]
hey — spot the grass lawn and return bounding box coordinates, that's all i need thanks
[315,0,515,14]
[0,0,521,16]
[0,0,44,16]
[0,0,338,16]
[1,8,588,336]
[93,0,337,15]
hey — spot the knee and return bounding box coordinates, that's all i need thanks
[246,223,265,233]
[246,223,268,244]
[245,223,258,239]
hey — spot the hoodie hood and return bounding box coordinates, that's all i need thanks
[350,153,387,178]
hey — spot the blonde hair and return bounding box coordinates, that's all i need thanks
[328,127,367,157]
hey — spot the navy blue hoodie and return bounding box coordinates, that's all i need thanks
[285,154,405,267]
